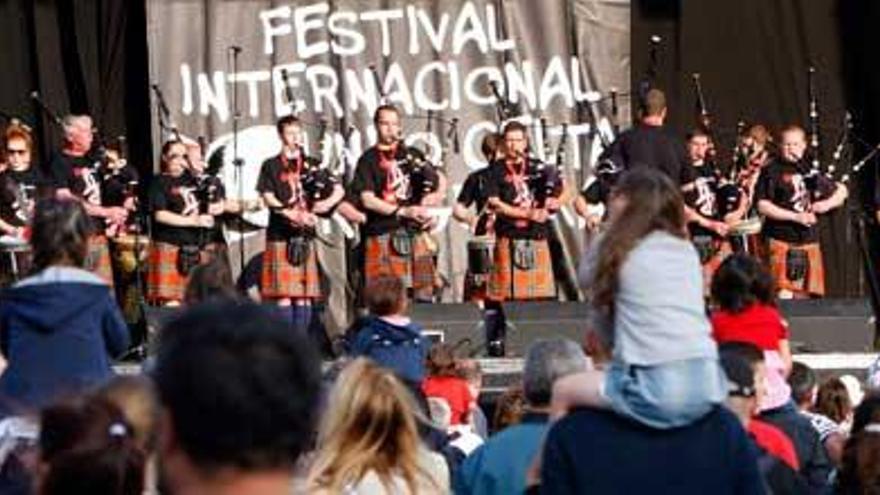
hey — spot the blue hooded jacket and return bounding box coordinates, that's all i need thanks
[0,266,129,415]
[349,316,428,384]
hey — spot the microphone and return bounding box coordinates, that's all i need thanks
[228,45,242,54]
[650,35,662,45]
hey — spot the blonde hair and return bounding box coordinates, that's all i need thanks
[96,376,160,452]
[307,358,440,493]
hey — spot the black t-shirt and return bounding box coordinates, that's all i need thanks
[603,124,694,185]
[49,149,106,233]
[457,166,496,235]
[684,164,723,238]
[754,158,836,243]
[457,166,493,213]
[351,145,434,236]
[0,168,47,228]
[485,158,560,240]
[149,173,202,246]
[256,153,329,241]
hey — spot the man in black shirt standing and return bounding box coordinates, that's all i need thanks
[755,125,847,298]
[454,132,501,302]
[49,114,127,284]
[352,104,445,303]
[601,89,694,186]
[257,115,343,333]
[483,121,563,356]
[682,129,746,293]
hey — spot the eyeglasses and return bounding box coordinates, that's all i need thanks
[6,149,27,155]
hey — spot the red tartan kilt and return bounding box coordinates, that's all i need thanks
[86,235,114,286]
[146,242,224,303]
[363,232,435,300]
[488,237,555,301]
[260,240,321,300]
[767,239,825,297]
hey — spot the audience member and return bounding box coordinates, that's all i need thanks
[423,344,473,426]
[349,276,429,385]
[718,342,809,492]
[761,365,834,489]
[852,393,880,436]
[183,257,237,305]
[837,423,880,494]
[815,377,854,436]
[96,375,160,493]
[555,168,726,428]
[0,198,129,416]
[790,361,847,466]
[153,300,321,495]
[540,400,763,493]
[491,385,526,433]
[710,254,792,411]
[457,339,588,495]
[307,358,448,494]
[37,396,144,495]
[458,359,489,438]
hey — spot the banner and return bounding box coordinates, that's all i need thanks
[146,0,630,301]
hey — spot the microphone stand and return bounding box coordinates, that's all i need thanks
[229,46,246,279]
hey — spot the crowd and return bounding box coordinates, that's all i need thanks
[0,124,876,493]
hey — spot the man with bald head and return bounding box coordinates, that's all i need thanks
[755,125,847,298]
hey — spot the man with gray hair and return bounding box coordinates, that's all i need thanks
[48,114,127,283]
[454,338,588,495]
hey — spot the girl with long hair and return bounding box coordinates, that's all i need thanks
[307,358,448,494]
[552,167,726,428]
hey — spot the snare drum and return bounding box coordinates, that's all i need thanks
[467,237,495,276]
[0,235,31,285]
[729,216,764,256]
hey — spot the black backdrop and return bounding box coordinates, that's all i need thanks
[632,0,880,298]
[0,0,153,187]
[0,0,878,297]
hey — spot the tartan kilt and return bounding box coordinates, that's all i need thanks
[768,238,825,297]
[488,237,555,301]
[363,232,435,300]
[260,239,322,300]
[85,235,114,286]
[146,241,223,303]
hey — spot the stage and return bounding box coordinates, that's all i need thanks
[136,298,879,397]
